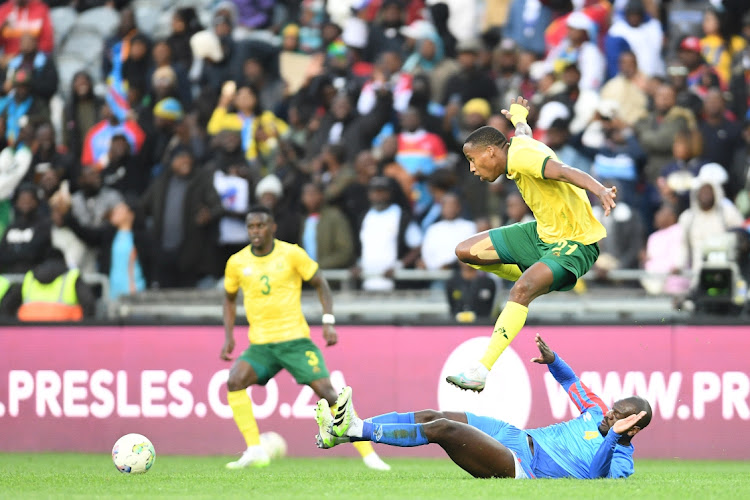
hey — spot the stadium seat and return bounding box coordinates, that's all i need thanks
[60,30,104,64]
[55,54,89,99]
[50,7,78,49]
[75,6,120,39]
[134,6,162,37]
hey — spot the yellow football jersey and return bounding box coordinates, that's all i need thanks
[506,135,606,245]
[224,239,319,344]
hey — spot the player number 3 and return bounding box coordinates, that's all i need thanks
[260,275,271,295]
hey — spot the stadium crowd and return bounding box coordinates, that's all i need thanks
[1,0,750,318]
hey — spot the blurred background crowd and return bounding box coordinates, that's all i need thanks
[1,0,750,320]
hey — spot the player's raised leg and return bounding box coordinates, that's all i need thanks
[446,261,554,392]
[309,378,391,471]
[327,388,517,478]
[455,231,523,282]
[225,360,270,469]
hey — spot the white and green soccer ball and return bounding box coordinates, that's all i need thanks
[260,431,287,460]
[112,433,156,474]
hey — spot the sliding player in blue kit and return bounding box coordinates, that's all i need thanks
[315,334,652,479]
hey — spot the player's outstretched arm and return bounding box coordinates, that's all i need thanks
[308,270,337,346]
[221,291,238,360]
[501,96,533,137]
[532,334,608,415]
[543,159,618,217]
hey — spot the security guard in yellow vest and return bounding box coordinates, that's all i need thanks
[3,248,95,321]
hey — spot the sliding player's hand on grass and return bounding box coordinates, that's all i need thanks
[530,333,556,364]
[613,411,647,434]
[597,185,617,217]
[323,324,337,347]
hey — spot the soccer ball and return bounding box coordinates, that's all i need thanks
[112,433,156,474]
[260,431,287,459]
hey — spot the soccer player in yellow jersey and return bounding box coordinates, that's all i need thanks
[446,97,618,392]
[221,205,390,470]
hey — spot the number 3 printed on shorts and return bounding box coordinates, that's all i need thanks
[305,350,319,367]
[553,241,579,256]
[260,275,271,295]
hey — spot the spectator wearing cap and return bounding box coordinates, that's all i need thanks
[0,183,50,274]
[599,51,648,126]
[700,6,746,89]
[3,33,57,110]
[677,36,720,98]
[402,23,459,103]
[63,72,104,165]
[635,82,697,183]
[355,175,422,292]
[665,61,704,120]
[0,0,53,59]
[544,12,605,91]
[141,148,222,288]
[504,0,552,57]
[150,97,185,173]
[0,68,46,146]
[698,88,744,199]
[604,0,664,80]
[441,38,498,107]
[255,173,300,245]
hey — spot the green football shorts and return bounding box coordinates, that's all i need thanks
[488,221,599,292]
[239,337,330,386]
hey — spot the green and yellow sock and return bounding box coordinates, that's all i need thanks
[479,301,529,370]
[468,262,522,282]
[227,389,260,447]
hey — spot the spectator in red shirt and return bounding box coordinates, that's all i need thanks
[0,0,53,61]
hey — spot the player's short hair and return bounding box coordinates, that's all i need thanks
[246,205,274,224]
[623,396,653,430]
[464,126,508,149]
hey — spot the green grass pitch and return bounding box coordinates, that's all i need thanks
[1,453,749,499]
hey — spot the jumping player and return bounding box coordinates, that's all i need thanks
[446,97,618,391]
[317,334,651,479]
[222,205,389,470]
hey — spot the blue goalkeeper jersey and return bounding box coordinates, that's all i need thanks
[525,355,635,479]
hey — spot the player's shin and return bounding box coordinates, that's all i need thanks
[227,390,261,447]
[479,301,528,370]
[354,422,429,447]
[367,412,415,424]
[467,263,522,281]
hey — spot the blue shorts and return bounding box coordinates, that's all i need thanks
[465,412,536,479]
